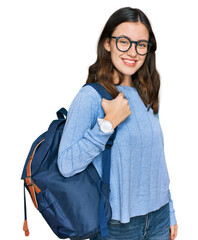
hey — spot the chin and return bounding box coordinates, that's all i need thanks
[119,66,139,76]
[113,65,138,77]
[121,69,137,76]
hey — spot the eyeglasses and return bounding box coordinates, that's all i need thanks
[110,36,152,55]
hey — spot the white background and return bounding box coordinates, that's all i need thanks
[0,0,197,239]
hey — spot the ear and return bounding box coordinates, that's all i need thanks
[103,37,111,52]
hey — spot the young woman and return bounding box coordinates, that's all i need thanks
[58,7,178,240]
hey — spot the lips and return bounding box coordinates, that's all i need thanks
[122,58,137,66]
[122,58,137,63]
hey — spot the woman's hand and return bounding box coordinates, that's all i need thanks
[169,224,178,240]
[101,92,132,129]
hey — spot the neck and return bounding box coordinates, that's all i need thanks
[119,80,134,87]
[113,70,134,87]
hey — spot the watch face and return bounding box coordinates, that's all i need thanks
[97,118,114,133]
[103,122,110,131]
[101,121,112,132]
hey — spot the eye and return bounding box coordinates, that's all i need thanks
[118,38,130,45]
[138,42,148,48]
[119,40,128,45]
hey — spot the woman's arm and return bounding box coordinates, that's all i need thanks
[169,189,177,226]
[57,85,114,178]
[157,104,177,226]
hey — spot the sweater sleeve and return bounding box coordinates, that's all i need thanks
[57,85,114,178]
[169,189,177,226]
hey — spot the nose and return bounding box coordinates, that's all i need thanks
[127,43,137,56]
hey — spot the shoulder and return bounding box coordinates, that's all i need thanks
[68,84,102,113]
[78,84,102,103]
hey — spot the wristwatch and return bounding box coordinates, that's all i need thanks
[97,118,114,133]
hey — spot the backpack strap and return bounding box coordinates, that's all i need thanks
[83,82,117,237]
[23,183,29,236]
[56,107,68,119]
[83,82,117,183]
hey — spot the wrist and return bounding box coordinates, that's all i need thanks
[97,117,114,133]
[104,115,117,129]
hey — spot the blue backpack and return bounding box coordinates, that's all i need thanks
[21,82,117,239]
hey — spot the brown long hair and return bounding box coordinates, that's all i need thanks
[86,7,160,114]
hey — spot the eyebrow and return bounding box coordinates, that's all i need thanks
[118,34,148,41]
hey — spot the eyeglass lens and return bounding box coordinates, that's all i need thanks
[116,37,149,55]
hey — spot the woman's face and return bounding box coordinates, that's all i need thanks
[104,21,149,83]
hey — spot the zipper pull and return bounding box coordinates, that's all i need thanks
[23,220,29,236]
[23,182,30,236]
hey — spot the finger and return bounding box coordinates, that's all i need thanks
[118,92,125,98]
[169,226,175,240]
[173,226,178,239]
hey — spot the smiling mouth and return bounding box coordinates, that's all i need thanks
[122,58,137,66]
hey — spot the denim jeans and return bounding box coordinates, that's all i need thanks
[90,202,170,240]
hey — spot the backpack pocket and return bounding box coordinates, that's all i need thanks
[37,189,73,239]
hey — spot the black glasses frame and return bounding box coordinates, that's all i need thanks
[110,36,152,56]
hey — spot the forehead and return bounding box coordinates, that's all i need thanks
[112,21,149,41]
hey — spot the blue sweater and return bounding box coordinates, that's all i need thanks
[58,84,177,226]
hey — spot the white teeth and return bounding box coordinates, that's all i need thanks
[123,60,135,63]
